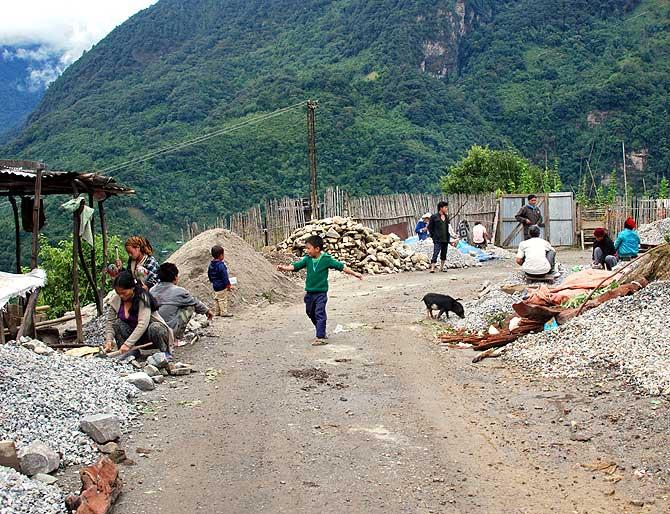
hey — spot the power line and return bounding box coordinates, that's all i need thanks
[101,100,308,174]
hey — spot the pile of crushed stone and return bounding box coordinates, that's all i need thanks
[413,239,481,269]
[167,229,300,308]
[0,466,65,514]
[638,217,670,245]
[504,281,670,396]
[0,343,137,468]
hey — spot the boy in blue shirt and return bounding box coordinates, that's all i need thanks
[208,245,233,317]
[278,235,363,345]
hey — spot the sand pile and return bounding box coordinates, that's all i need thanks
[167,229,299,308]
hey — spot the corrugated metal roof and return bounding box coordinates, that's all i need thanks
[0,163,134,196]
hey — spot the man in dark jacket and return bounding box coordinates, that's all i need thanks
[515,194,545,240]
[427,201,458,273]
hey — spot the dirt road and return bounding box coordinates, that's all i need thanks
[115,253,668,513]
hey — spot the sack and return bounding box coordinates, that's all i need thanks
[21,197,46,232]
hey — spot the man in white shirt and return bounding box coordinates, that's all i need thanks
[515,225,556,277]
[472,221,489,249]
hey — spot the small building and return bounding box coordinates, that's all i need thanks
[0,159,134,344]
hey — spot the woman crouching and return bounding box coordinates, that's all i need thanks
[104,271,174,358]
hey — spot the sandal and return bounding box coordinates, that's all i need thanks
[311,338,329,346]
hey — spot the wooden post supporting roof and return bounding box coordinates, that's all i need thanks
[9,196,21,274]
[30,165,44,269]
[72,201,84,344]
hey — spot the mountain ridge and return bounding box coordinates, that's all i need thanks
[1,0,668,268]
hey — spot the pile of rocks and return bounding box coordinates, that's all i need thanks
[274,217,430,273]
[413,239,481,269]
[0,466,65,514]
[446,285,521,332]
[638,217,670,245]
[504,281,670,396]
[0,342,137,468]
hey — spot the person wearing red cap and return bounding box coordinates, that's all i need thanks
[614,217,640,261]
[592,228,618,270]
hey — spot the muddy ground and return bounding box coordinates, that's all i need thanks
[111,249,669,513]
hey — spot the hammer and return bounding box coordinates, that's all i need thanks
[99,342,154,359]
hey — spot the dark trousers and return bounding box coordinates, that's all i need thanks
[112,318,170,357]
[431,242,449,264]
[304,292,328,339]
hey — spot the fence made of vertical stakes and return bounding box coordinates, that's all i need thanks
[229,205,265,250]
[185,188,499,249]
[605,197,670,236]
[265,196,306,245]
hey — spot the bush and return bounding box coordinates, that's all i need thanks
[31,235,123,318]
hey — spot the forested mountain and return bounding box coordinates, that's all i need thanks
[1,0,668,267]
[0,45,59,143]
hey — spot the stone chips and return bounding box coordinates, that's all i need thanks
[0,343,137,468]
[505,281,670,396]
[0,466,65,514]
[274,217,430,274]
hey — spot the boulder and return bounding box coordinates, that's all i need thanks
[33,473,58,485]
[143,364,160,377]
[0,440,20,471]
[146,352,170,369]
[123,372,155,391]
[18,440,60,475]
[80,414,121,444]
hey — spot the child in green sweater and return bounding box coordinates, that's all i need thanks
[278,235,363,345]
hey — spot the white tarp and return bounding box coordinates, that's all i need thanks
[0,269,46,311]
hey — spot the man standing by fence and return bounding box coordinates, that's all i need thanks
[515,194,544,240]
[428,201,458,273]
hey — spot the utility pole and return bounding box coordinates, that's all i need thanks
[622,141,629,208]
[307,100,319,220]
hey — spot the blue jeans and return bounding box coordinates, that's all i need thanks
[431,242,449,264]
[304,292,328,339]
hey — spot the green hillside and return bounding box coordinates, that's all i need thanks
[1,0,669,268]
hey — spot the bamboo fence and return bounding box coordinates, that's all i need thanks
[605,197,670,236]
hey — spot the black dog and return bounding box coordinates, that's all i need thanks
[422,293,465,320]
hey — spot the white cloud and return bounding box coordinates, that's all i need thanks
[0,0,158,66]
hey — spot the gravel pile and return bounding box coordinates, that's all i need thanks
[638,217,670,245]
[0,343,138,467]
[504,281,670,396]
[485,244,514,259]
[447,287,520,332]
[0,467,65,514]
[82,307,109,347]
[498,265,569,286]
[413,239,481,269]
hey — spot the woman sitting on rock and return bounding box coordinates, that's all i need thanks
[104,271,173,358]
[115,236,160,289]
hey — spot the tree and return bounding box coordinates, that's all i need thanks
[30,235,123,318]
[441,145,543,194]
[659,176,669,199]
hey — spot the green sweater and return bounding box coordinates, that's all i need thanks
[293,253,345,292]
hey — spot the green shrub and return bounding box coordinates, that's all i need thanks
[31,235,123,318]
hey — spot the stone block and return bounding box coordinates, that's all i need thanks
[80,414,121,444]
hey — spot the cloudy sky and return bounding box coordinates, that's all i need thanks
[1,0,158,89]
